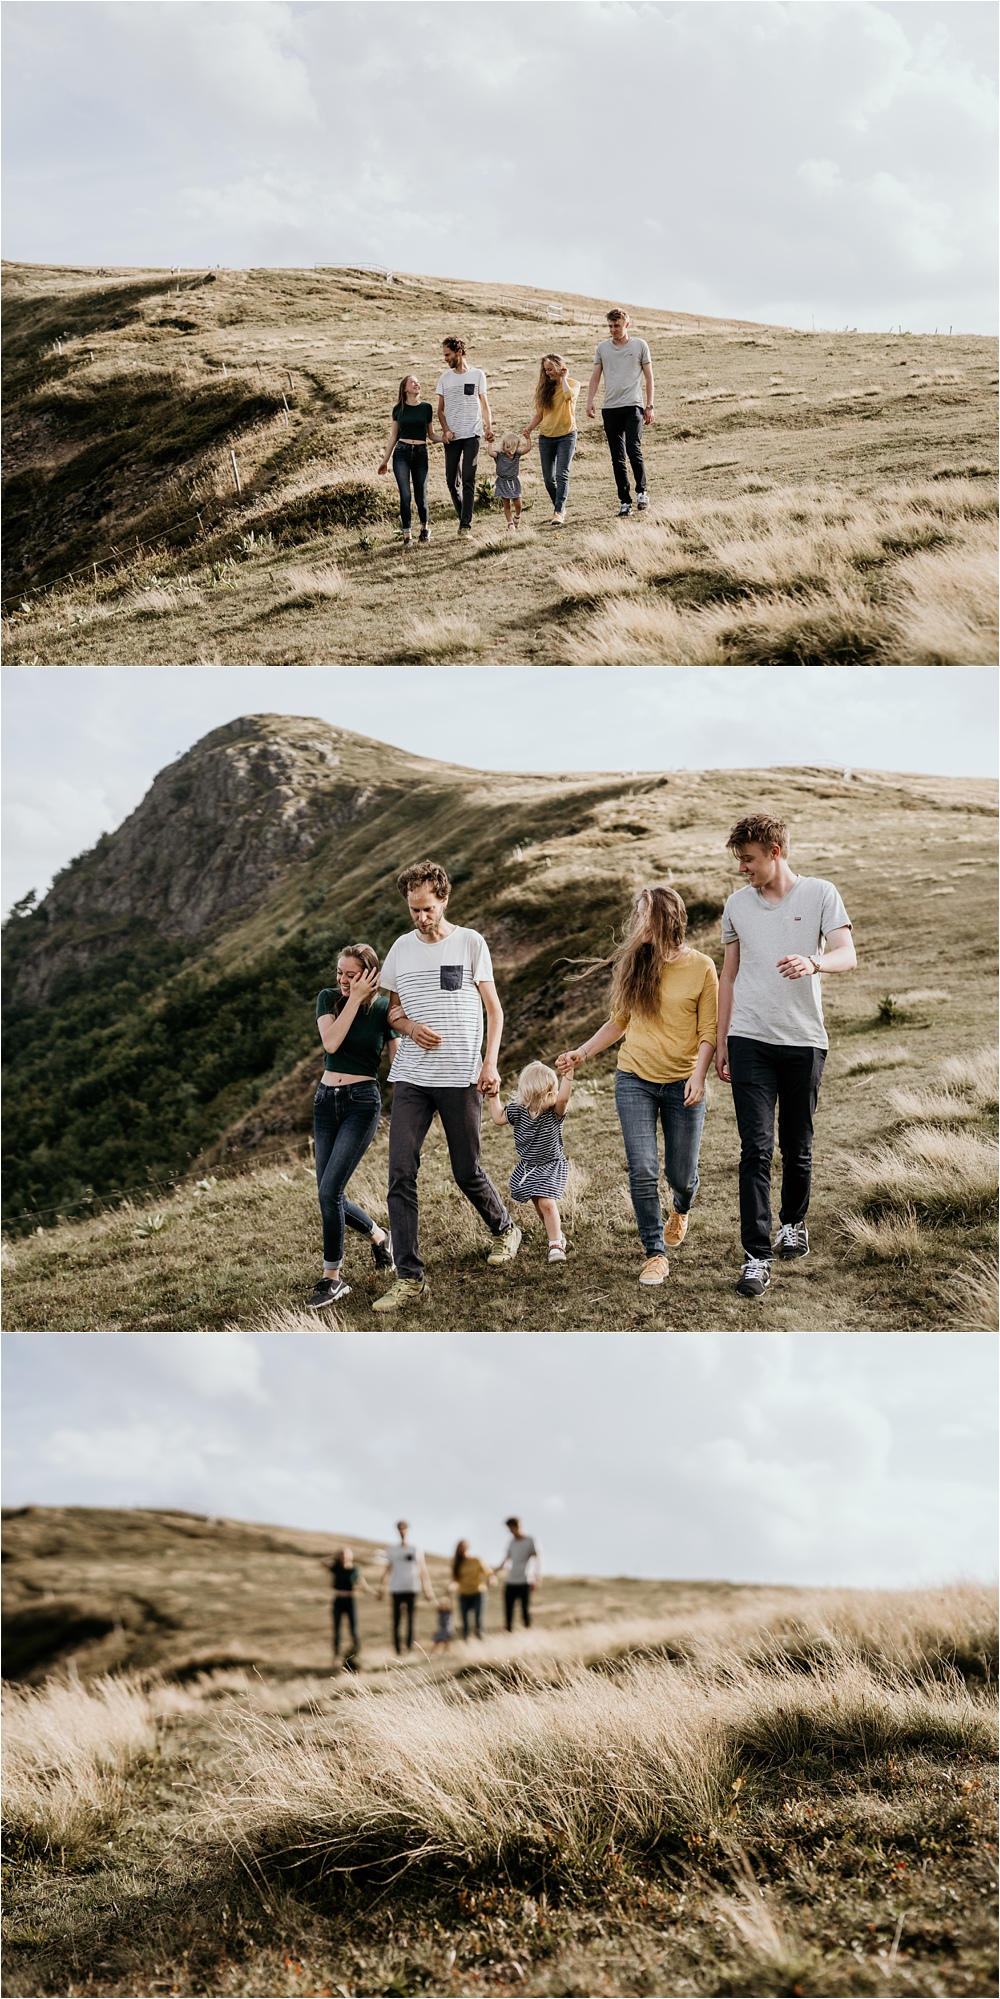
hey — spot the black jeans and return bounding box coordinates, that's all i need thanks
[727,1036,827,1259]
[444,435,481,528]
[388,1082,512,1280]
[392,1591,416,1653]
[505,1583,531,1630]
[313,1082,382,1266]
[392,442,429,532]
[333,1595,358,1658]
[602,406,647,504]
[459,1592,484,1638]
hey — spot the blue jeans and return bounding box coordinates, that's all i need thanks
[537,431,577,513]
[614,1071,707,1258]
[392,443,429,533]
[313,1081,382,1265]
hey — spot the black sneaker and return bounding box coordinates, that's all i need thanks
[735,1256,771,1299]
[370,1231,394,1271]
[774,1223,809,1260]
[618,501,632,517]
[636,491,649,510]
[418,526,431,543]
[305,1276,350,1311]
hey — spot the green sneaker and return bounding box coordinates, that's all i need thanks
[372,1276,428,1313]
[486,1224,522,1266]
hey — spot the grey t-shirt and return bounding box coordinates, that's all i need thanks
[721,876,852,1049]
[594,336,651,409]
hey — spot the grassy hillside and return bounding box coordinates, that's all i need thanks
[3,730,996,1331]
[3,1511,995,1998]
[2,261,996,664]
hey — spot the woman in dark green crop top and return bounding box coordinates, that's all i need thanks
[307,943,399,1313]
[378,373,440,546]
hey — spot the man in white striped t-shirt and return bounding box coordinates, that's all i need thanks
[372,859,522,1311]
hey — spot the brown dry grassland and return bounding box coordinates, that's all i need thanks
[2,262,996,663]
[2,1510,995,1999]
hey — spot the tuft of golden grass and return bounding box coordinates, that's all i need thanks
[2,1675,156,1858]
[841,1044,913,1076]
[849,1128,997,1221]
[944,1252,998,1331]
[889,1084,979,1125]
[277,563,348,607]
[396,611,486,661]
[129,584,202,617]
[840,1203,928,1261]
[939,1047,999,1110]
[886,522,998,665]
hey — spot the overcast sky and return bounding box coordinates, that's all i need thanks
[2,1333,994,1587]
[3,1,996,333]
[2,665,996,916]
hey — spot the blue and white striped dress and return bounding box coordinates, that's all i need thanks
[505,1102,569,1202]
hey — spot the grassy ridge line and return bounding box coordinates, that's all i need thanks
[2,261,995,663]
[3,1583,995,1997]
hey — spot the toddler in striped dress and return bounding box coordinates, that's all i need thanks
[488,1061,572,1262]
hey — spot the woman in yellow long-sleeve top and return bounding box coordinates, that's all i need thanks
[557,886,718,1291]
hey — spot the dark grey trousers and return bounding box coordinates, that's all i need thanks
[387,1081,512,1279]
[443,436,481,528]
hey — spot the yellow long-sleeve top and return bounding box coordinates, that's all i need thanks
[455,1556,491,1594]
[612,951,719,1083]
[537,377,580,437]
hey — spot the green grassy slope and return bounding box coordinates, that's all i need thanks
[2,261,995,664]
[3,729,996,1331]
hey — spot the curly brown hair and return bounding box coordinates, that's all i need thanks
[397,859,451,901]
[608,886,689,1021]
[726,814,789,858]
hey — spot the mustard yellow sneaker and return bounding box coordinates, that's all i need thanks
[664,1210,689,1248]
[372,1276,428,1313]
[639,1254,670,1286]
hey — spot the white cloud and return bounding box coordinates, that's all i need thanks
[5,1334,995,1590]
[2,1,995,331]
[140,1333,267,1403]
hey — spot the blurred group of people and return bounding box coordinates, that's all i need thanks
[321,1516,541,1663]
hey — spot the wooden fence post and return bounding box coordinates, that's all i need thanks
[230,450,242,496]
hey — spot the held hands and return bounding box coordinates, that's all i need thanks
[777,955,817,980]
[556,1048,586,1074]
[443,426,455,443]
[478,1061,501,1097]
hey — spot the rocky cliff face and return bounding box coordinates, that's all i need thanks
[5,714,441,1002]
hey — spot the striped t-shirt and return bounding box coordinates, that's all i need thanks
[380,926,493,1087]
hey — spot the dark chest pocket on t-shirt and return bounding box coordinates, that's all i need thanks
[463,381,476,395]
[440,965,464,990]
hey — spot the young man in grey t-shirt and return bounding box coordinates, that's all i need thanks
[586,308,654,516]
[716,812,857,1298]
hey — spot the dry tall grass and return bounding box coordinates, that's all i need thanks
[2,1674,156,1857]
[209,1621,995,1881]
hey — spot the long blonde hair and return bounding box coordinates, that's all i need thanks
[332,942,380,1013]
[608,888,688,1020]
[534,353,567,412]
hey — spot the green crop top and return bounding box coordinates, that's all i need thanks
[316,990,394,1077]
